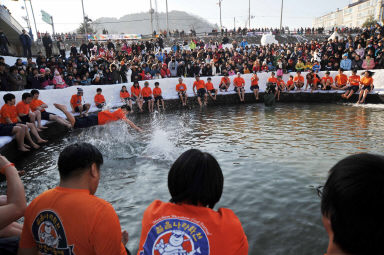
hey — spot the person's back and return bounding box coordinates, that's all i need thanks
[137,149,248,255]
[19,143,128,255]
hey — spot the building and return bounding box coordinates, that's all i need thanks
[313,0,384,29]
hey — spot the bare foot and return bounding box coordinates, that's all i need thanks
[24,144,31,149]
[37,139,48,144]
[37,128,43,132]
[18,146,30,152]
[122,230,129,246]
[54,103,67,111]
[39,126,48,129]
[31,143,40,149]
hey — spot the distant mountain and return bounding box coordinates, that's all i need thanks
[91,10,218,35]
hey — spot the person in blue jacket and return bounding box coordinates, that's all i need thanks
[19,30,32,58]
[340,53,352,71]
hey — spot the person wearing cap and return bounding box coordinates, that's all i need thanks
[321,71,334,90]
[193,76,207,107]
[340,53,352,71]
[219,73,231,92]
[70,88,90,117]
[357,71,374,104]
[233,72,245,102]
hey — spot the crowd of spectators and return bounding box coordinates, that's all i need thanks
[1,23,384,91]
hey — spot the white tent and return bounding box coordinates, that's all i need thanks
[261,33,278,46]
[328,31,344,41]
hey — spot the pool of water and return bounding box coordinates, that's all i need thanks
[5,103,384,255]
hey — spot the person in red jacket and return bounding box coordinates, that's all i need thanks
[160,64,171,78]
[137,149,249,255]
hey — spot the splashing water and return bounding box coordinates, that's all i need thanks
[142,129,179,161]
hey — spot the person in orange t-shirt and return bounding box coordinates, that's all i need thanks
[176,77,188,106]
[70,88,90,117]
[233,72,245,102]
[219,73,231,92]
[357,70,374,104]
[276,76,286,101]
[305,70,320,92]
[293,71,305,90]
[18,143,130,255]
[332,68,348,90]
[16,92,45,131]
[321,71,334,90]
[1,93,46,150]
[142,81,154,113]
[153,82,165,111]
[286,75,295,91]
[120,85,133,112]
[342,69,361,100]
[94,88,106,109]
[137,149,248,255]
[53,103,143,132]
[266,72,279,100]
[193,76,207,107]
[30,89,72,128]
[131,81,144,112]
[250,73,260,100]
[206,77,218,101]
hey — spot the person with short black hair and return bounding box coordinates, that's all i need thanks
[205,77,218,101]
[142,81,154,113]
[342,69,360,100]
[16,93,46,131]
[357,70,374,104]
[137,149,248,254]
[153,82,165,111]
[18,143,130,255]
[131,81,143,112]
[319,153,384,255]
[233,72,245,102]
[321,71,334,90]
[176,77,188,106]
[120,86,133,111]
[250,73,259,100]
[193,75,207,106]
[94,88,106,109]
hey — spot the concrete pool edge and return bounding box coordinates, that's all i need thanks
[0,91,383,167]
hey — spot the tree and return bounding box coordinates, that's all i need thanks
[76,22,95,34]
[362,15,377,28]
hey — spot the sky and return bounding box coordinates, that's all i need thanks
[2,0,352,35]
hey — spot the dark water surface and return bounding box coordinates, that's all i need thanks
[5,103,384,255]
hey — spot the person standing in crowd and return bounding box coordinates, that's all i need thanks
[42,33,53,58]
[176,77,188,106]
[19,30,32,58]
[57,38,66,59]
[193,75,207,107]
[70,88,90,117]
[319,153,384,255]
[340,53,351,71]
[18,143,130,255]
[168,57,178,77]
[233,72,245,102]
[0,30,10,56]
[357,70,374,104]
[0,154,26,254]
[137,149,249,255]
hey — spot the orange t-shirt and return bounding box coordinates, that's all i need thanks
[220,77,230,85]
[251,76,259,85]
[233,77,245,87]
[131,86,141,97]
[142,87,153,97]
[267,77,278,84]
[94,94,105,104]
[193,80,206,90]
[206,82,214,91]
[287,80,294,87]
[137,200,248,255]
[277,80,286,87]
[361,76,373,87]
[321,76,333,84]
[153,87,162,97]
[70,95,82,108]
[0,104,18,124]
[16,101,30,116]
[335,74,348,86]
[19,187,127,255]
[120,91,130,99]
[176,83,187,92]
[349,75,361,86]
[293,75,304,83]
[30,99,46,112]
[97,108,126,125]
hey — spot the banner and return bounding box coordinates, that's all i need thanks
[87,34,142,41]
[41,10,52,25]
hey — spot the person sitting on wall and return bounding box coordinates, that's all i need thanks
[205,77,218,101]
[153,82,165,111]
[136,149,249,255]
[332,68,348,90]
[176,78,188,106]
[357,70,374,104]
[53,103,142,132]
[319,153,384,255]
[131,81,144,112]
[293,71,305,91]
[16,93,46,131]
[70,88,90,117]
[250,73,259,101]
[233,72,245,102]
[219,73,231,92]
[341,69,360,100]
[120,85,133,112]
[305,70,320,93]
[286,75,295,91]
[321,71,334,90]
[193,75,207,107]
[94,88,106,109]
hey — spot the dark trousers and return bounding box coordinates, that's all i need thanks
[23,46,32,58]
[59,50,65,58]
[45,47,52,58]
[0,44,9,55]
